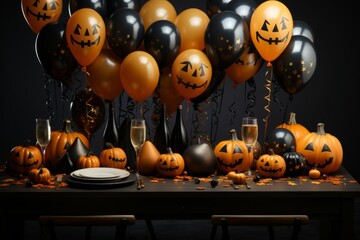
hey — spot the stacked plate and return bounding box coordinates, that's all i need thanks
[65,167,137,188]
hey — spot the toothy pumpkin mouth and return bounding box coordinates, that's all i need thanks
[255,31,289,45]
[217,158,243,168]
[108,157,126,163]
[306,157,333,169]
[158,165,180,171]
[259,166,284,173]
[70,35,101,48]
[12,159,40,167]
[26,7,51,21]
[176,75,208,89]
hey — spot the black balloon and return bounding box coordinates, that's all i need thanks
[205,11,249,70]
[292,20,315,43]
[224,0,257,27]
[107,0,140,17]
[273,35,317,95]
[35,21,78,83]
[144,20,181,70]
[106,8,145,59]
[206,0,232,18]
[68,0,107,20]
[191,69,225,104]
[264,128,296,156]
[70,88,106,138]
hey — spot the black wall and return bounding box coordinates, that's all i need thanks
[2,0,359,181]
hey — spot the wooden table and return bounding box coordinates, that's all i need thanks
[0,167,359,240]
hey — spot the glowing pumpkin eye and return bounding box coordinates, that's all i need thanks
[33,0,40,7]
[261,20,269,31]
[321,144,331,152]
[219,145,227,153]
[305,143,314,151]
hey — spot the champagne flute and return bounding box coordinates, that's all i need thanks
[241,117,258,176]
[35,118,51,168]
[130,118,146,178]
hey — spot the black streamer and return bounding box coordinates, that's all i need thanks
[43,72,54,124]
[245,77,257,117]
[151,83,161,137]
[192,101,210,144]
[281,94,294,124]
[272,76,284,111]
[126,96,135,119]
[118,91,129,121]
[228,86,237,126]
[210,80,225,147]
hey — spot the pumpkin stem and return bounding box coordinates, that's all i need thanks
[166,147,173,154]
[23,139,31,147]
[316,123,326,136]
[63,119,73,133]
[86,151,92,157]
[268,149,275,155]
[288,112,297,125]
[196,137,201,144]
[229,129,239,141]
[290,145,296,152]
[105,142,114,149]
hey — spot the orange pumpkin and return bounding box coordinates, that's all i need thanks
[256,149,286,178]
[296,123,343,174]
[276,112,309,143]
[138,141,160,176]
[27,167,51,184]
[309,168,321,179]
[77,152,100,169]
[46,119,89,171]
[7,140,43,175]
[214,129,253,174]
[100,143,127,169]
[156,147,185,178]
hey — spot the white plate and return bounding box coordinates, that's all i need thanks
[71,168,130,180]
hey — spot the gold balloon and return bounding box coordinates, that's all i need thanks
[139,0,177,30]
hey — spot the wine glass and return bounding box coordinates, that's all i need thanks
[35,118,51,168]
[241,117,258,176]
[130,118,146,178]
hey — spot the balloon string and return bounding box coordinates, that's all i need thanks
[263,63,273,143]
[210,79,225,147]
[272,76,284,111]
[126,96,135,119]
[228,85,237,126]
[282,94,294,124]
[192,102,210,144]
[43,72,55,125]
[72,66,84,94]
[118,91,128,121]
[245,77,256,117]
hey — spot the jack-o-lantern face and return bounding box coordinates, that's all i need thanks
[100,146,127,169]
[66,8,105,67]
[172,49,212,100]
[256,151,286,178]
[250,1,293,62]
[21,0,63,33]
[156,149,185,178]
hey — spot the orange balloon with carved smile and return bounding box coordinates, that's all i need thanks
[21,0,63,33]
[250,0,293,62]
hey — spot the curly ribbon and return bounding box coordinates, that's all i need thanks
[263,63,273,142]
[271,75,284,112]
[192,101,210,144]
[72,66,84,94]
[151,83,161,137]
[43,72,55,125]
[210,79,225,147]
[228,85,237,126]
[126,96,135,119]
[245,77,256,117]
[281,94,294,124]
[118,91,128,121]
[84,87,97,141]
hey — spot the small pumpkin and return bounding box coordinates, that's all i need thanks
[7,139,43,175]
[100,143,127,169]
[309,168,321,179]
[214,129,253,174]
[256,149,286,178]
[77,152,100,169]
[156,147,185,178]
[46,119,89,171]
[27,167,51,184]
[283,146,307,177]
[227,171,246,184]
[276,112,310,144]
[296,123,343,174]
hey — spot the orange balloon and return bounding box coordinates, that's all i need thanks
[87,49,123,101]
[158,67,184,117]
[250,1,293,62]
[139,0,177,30]
[21,0,63,33]
[174,8,210,53]
[66,8,106,67]
[171,49,212,100]
[225,43,263,85]
[120,51,160,103]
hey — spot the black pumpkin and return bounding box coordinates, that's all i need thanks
[283,146,307,177]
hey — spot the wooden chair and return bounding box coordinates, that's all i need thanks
[210,215,309,240]
[39,215,135,240]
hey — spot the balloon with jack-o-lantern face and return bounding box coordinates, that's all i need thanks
[250,0,293,63]
[21,0,63,33]
[66,8,105,68]
[171,49,212,100]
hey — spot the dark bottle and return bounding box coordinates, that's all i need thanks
[102,100,119,149]
[171,104,189,155]
[153,104,171,154]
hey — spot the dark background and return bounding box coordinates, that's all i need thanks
[2,0,359,182]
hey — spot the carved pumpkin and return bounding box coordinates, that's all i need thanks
[138,141,160,176]
[156,147,185,178]
[283,146,307,177]
[256,149,286,178]
[7,140,42,175]
[296,123,343,174]
[276,112,310,144]
[21,0,63,33]
[27,167,51,184]
[214,129,252,174]
[100,143,127,169]
[171,49,212,100]
[46,119,89,171]
[77,152,100,169]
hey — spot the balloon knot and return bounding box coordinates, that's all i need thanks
[267,61,272,67]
